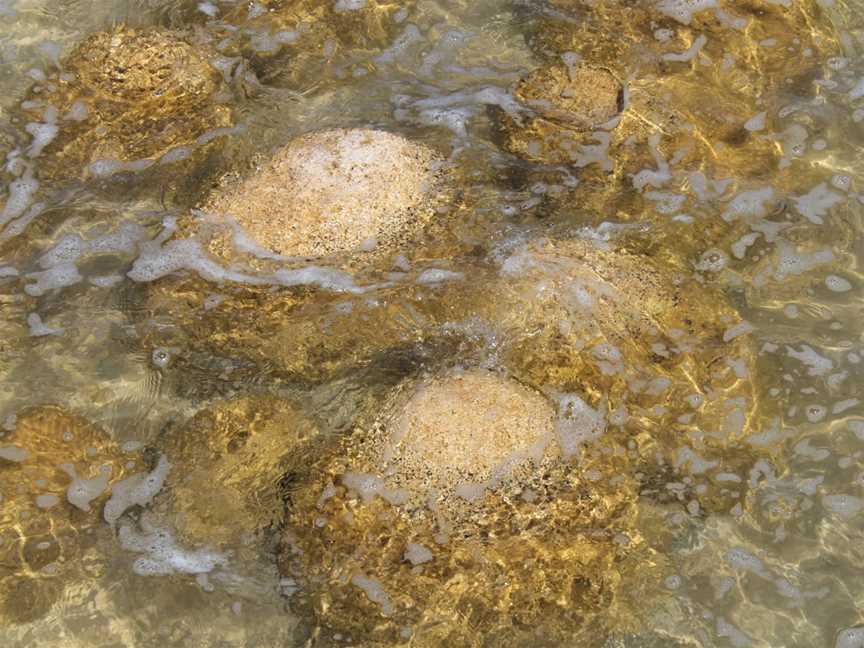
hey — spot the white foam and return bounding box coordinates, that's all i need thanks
[836,627,864,648]
[25,122,58,158]
[675,447,718,474]
[416,268,463,285]
[744,112,766,132]
[793,183,843,224]
[197,1,218,16]
[128,232,364,293]
[24,262,83,296]
[632,134,671,190]
[723,320,754,342]
[0,446,28,462]
[786,345,833,376]
[553,393,605,459]
[103,455,171,526]
[118,515,227,576]
[341,472,408,506]
[731,232,760,260]
[721,187,775,223]
[825,275,852,292]
[35,493,60,509]
[65,100,89,122]
[656,0,718,24]
[272,267,363,293]
[350,574,394,616]
[374,24,423,65]
[823,494,864,519]
[404,542,433,565]
[662,34,707,62]
[334,0,366,11]
[773,241,834,280]
[27,312,64,337]
[60,463,111,511]
[0,171,39,227]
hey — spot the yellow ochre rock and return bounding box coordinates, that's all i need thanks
[17,25,231,181]
[0,406,131,624]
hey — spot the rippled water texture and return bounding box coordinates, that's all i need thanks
[2,0,864,646]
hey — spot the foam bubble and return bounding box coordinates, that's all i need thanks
[25,122,58,158]
[65,100,89,122]
[416,268,464,285]
[350,574,394,616]
[35,493,60,509]
[0,446,28,462]
[662,34,707,62]
[823,494,864,519]
[744,112,767,132]
[118,515,227,576]
[793,183,843,225]
[334,0,367,10]
[27,312,64,337]
[722,187,775,223]
[60,463,111,511]
[656,0,718,25]
[24,262,83,296]
[723,321,754,342]
[103,455,171,526]
[553,393,604,459]
[0,171,39,227]
[836,627,864,648]
[404,543,434,565]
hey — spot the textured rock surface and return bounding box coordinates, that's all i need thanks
[16,26,231,181]
[203,128,446,258]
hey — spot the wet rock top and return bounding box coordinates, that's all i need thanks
[204,128,446,258]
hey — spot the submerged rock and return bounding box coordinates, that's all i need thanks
[0,406,132,624]
[493,61,624,164]
[201,128,448,259]
[373,370,558,511]
[12,25,231,182]
[495,0,842,263]
[213,0,412,86]
[277,367,652,646]
[153,395,317,550]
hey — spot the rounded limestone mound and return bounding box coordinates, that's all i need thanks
[15,25,231,182]
[202,128,448,259]
[493,62,623,164]
[277,368,656,646]
[152,395,318,550]
[378,370,558,508]
[490,237,761,454]
[0,406,133,625]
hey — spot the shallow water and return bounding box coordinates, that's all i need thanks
[2,0,864,646]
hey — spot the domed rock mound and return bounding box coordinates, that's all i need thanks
[492,62,623,164]
[202,128,448,259]
[277,368,650,646]
[380,370,558,508]
[153,395,318,551]
[16,25,231,181]
[0,406,132,625]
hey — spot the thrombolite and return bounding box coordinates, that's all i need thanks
[492,0,843,263]
[0,406,133,625]
[8,25,232,184]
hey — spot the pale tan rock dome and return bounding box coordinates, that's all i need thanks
[379,370,557,504]
[204,128,446,258]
